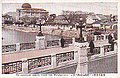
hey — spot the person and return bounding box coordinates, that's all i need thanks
[89,40,95,54]
[61,36,65,48]
[108,34,113,44]
[111,39,114,51]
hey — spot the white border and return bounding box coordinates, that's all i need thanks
[0,0,119,78]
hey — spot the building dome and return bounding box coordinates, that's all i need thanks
[22,3,31,8]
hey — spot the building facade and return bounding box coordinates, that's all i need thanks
[16,3,49,22]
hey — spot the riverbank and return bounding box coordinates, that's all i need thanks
[3,25,83,38]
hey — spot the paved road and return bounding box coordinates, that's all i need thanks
[42,55,117,74]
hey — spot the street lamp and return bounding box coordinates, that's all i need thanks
[75,17,85,42]
[37,19,45,36]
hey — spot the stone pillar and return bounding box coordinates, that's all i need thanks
[51,55,57,68]
[103,35,106,40]
[114,41,117,53]
[35,40,39,50]
[111,33,114,38]
[74,51,78,63]
[35,36,45,50]
[84,36,87,41]
[59,39,61,47]
[16,43,20,52]
[21,58,28,74]
[75,42,89,75]
[100,46,105,56]
[94,35,97,41]
[72,38,75,44]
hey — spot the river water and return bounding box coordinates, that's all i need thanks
[2,28,60,45]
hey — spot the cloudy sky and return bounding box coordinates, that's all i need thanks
[2,2,118,15]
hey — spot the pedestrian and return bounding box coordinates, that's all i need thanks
[61,36,65,48]
[111,39,114,51]
[89,40,95,54]
[108,34,113,44]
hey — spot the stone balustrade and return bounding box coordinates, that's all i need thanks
[2,38,75,54]
[94,34,109,41]
[2,41,117,75]
[2,42,36,54]
[2,44,16,53]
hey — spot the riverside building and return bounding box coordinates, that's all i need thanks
[16,3,49,22]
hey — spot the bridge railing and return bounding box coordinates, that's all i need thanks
[2,41,117,74]
[2,44,16,53]
[28,55,51,72]
[2,38,75,54]
[56,51,74,65]
[2,42,36,54]
[94,34,109,41]
[2,50,76,74]
[2,61,22,74]
[46,40,60,47]
[20,42,35,50]
[87,47,100,55]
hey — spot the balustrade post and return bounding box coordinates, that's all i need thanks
[59,39,61,47]
[94,35,97,41]
[100,46,105,56]
[74,51,78,63]
[84,36,87,41]
[111,33,114,38]
[75,42,88,75]
[72,37,75,44]
[103,35,106,40]
[114,41,117,53]
[51,54,57,68]
[16,43,20,52]
[21,58,28,74]
[35,40,39,50]
[36,36,45,50]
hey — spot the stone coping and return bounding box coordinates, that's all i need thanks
[2,45,75,64]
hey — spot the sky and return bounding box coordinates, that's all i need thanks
[2,2,118,15]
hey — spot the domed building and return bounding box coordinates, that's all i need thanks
[22,3,31,8]
[16,3,49,22]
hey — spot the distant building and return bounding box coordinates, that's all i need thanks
[86,13,99,24]
[16,3,49,22]
[5,12,17,22]
[54,15,69,25]
[62,10,88,15]
[62,10,87,25]
[2,14,13,24]
[96,14,107,20]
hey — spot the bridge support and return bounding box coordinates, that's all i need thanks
[59,39,61,47]
[114,41,117,53]
[75,42,89,75]
[21,58,28,74]
[35,36,45,50]
[51,55,57,68]
[16,43,20,52]
[94,35,97,41]
[100,46,105,56]
[72,38,75,44]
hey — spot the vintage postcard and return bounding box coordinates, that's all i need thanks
[1,0,119,77]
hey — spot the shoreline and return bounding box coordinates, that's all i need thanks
[2,25,80,38]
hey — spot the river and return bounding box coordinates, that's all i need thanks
[2,28,60,45]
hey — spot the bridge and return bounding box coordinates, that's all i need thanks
[2,34,118,75]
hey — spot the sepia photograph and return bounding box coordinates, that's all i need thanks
[1,1,118,77]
